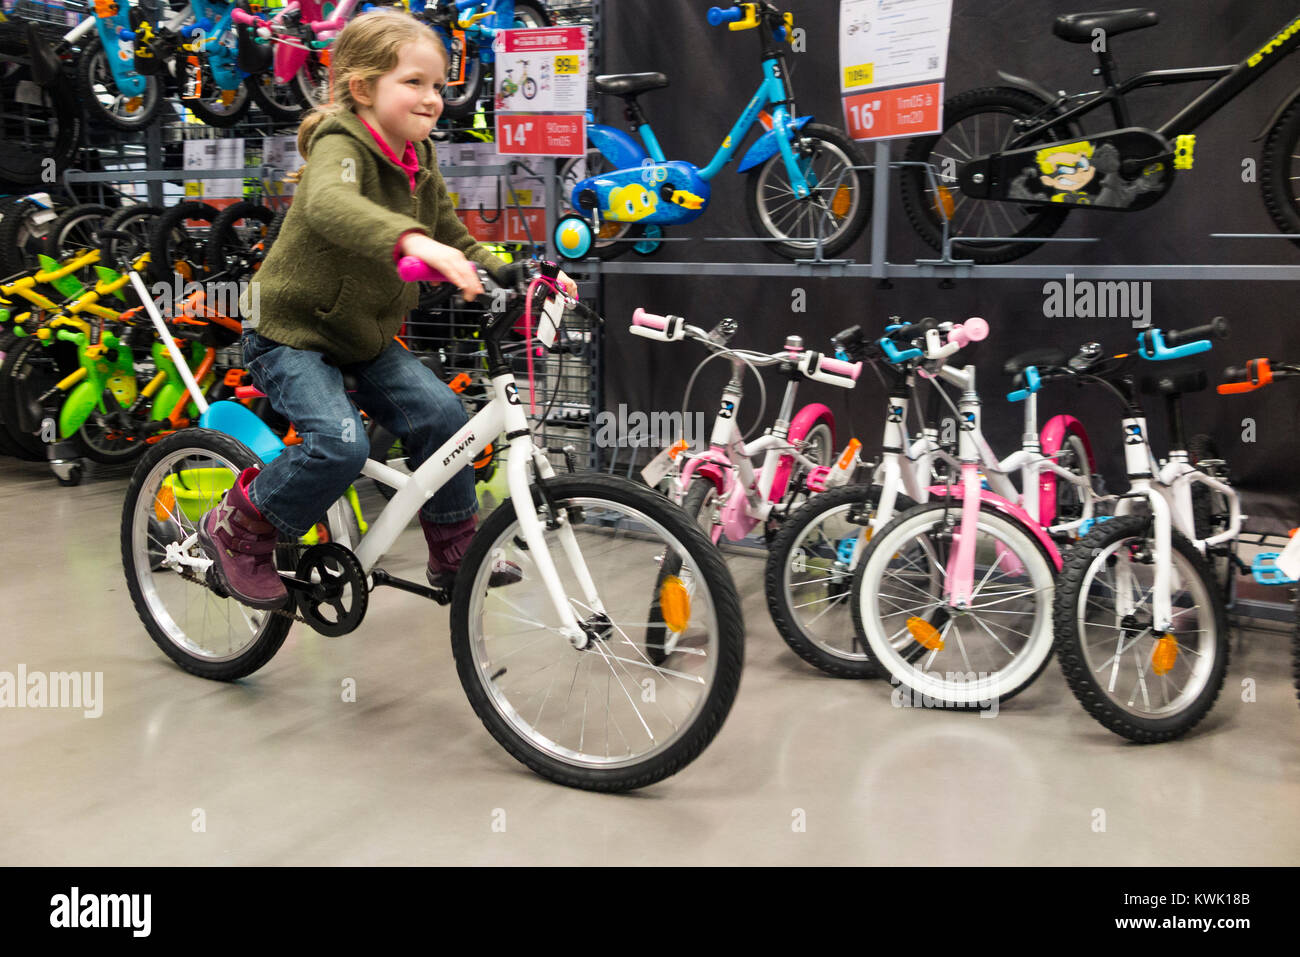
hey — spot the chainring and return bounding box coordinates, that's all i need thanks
[293,542,369,637]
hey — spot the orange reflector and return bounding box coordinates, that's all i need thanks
[934,185,955,220]
[448,372,472,394]
[1289,527,1299,538]
[907,616,943,650]
[668,439,689,460]
[837,437,861,470]
[831,186,852,219]
[124,96,143,113]
[1151,635,1179,675]
[659,575,691,633]
[154,484,176,522]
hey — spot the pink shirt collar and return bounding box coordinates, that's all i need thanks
[358,117,419,192]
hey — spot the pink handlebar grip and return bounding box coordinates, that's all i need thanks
[819,356,862,381]
[632,307,669,331]
[397,256,450,283]
[948,316,989,348]
[231,8,265,26]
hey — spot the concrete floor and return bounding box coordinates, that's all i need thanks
[2,458,1299,866]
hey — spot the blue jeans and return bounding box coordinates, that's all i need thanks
[240,331,478,537]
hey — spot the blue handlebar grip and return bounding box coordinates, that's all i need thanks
[1006,365,1041,403]
[879,337,922,364]
[119,27,135,40]
[708,6,743,26]
[1137,329,1212,362]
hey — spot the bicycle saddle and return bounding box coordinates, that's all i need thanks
[594,73,669,97]
[1003,347,1066,375]
[1053,8,1158,44]
[1139,366,1208,397]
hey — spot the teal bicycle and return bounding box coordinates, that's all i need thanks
[554,2,870,261]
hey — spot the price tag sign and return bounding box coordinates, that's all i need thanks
[839,0,951,140]
[496,114,586,156]
[494,26,588,157]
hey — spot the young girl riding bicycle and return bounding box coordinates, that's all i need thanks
[201,8,573,609]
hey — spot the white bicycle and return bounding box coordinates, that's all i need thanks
[119,259,744,791]
[1052,318,1240,742]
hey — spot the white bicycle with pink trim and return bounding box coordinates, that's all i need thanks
[768,318,1103,681]
[629,307,863,661]
[843,318,1109,707]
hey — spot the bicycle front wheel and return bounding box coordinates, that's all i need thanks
[1053,514,1229,742]
[450,473,744,791]
[851,501,1057,707]
[745,122,870,259]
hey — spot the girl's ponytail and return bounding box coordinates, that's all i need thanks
[284,8,446,185]
[286,103,344,183]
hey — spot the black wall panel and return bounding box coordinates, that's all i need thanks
[596,1,1300,521]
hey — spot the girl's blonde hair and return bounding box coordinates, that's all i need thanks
[291,8,447,176]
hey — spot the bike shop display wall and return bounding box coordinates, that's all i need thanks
[592,0,1300,522]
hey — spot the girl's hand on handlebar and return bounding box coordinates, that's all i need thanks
[556,269,577,299]
[398,234,485,300]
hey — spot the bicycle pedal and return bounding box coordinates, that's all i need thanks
[1250,553,1296,586]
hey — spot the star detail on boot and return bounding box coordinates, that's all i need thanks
[211,500,239,541]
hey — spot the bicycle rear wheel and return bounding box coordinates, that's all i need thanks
[765,484,917,678]
[851,501,1057,707]
[120,428,298,680]
[450,473,744,791]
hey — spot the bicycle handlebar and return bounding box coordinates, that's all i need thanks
[1218,357,1273,394]
[1137,317,1229,362]
[396,256,453,284]
[630,307,860,386]
[707,6,744,25]
[231,8,267,28]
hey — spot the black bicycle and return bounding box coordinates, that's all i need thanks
[902,7,1300,262]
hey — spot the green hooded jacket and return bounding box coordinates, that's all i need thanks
[246,109,506,364]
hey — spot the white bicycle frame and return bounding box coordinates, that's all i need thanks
[131,271,604,651]
[846,348,1099,572]
[1110,415,1243,633]
[688,354,834,529]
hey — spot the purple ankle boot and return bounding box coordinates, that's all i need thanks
[198,467,289,609]
[421,515,522,591]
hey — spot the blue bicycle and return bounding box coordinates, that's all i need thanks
[64,0,302,130]
[554,2,869,261]
[411,0,551,121]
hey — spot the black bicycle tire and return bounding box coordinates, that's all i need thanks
[1053,512,1229,742]
[75,35,164,132]
[744,122,871,260]
[0,328,27,457]
[0,57,81,186]
[204,200,274,278]
[449,472,743,791]
[899,86,1074,264]
[1261,97,1300,252]
[43,203,114,260]
[765,483,917,678]
[0,335,55,459]
[102,204,163,267]
[148,201,220,286]
[120,428,294,680]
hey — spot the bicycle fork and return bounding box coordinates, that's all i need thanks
[500,378,603,650]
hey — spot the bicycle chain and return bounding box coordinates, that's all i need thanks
[171,546,313,624]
